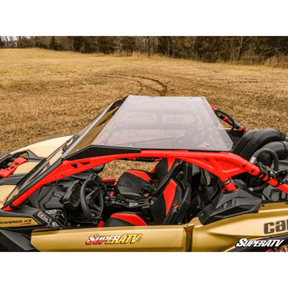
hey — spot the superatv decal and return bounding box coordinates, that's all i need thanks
[85,233,142,245]
[0,217,38,227]
[236,238,284,248]
[264,220,288,234]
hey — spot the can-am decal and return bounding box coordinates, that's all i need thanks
[85,233,142,245]
[264,220,288,234]
[236,238,284,248]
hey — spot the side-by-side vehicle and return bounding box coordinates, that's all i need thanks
[1,95,288,252]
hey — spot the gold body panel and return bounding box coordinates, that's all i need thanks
[31,203,288,252]
[31,225,189,252]
[11,135,72,158]
[13,162,38,174]
[191,202,288,252]
[0,217,38,228]
[0,185,15,208]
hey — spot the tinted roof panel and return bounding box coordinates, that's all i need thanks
[67,95,233,153]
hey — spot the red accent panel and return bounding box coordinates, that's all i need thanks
[150,167,156,173]
[112,213,147,226]
[167,158,175,171]
[0,158,27,179]
[126,170,151,182]
[98,220,105,227]
[163,180,177,215]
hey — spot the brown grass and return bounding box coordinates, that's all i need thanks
[1,48,288,177]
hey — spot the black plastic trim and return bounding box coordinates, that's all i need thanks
[64,145,141,160]
[0,229,37,251]
[198,188,262,225]
[0,174,27,185]
[3,158,63,209]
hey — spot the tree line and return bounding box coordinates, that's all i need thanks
[1,36,288,65]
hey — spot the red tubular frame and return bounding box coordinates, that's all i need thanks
[210,104,248,134]
[3,150,288,211]
[101,178,118,183]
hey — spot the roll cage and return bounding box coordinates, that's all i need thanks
[4,149,288,211]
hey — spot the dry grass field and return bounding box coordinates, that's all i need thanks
[1,48,288,177]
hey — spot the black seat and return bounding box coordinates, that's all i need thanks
[150,179,184,225]
[115,158,180,197]
[104,179,185,227]
[104,163,192,227]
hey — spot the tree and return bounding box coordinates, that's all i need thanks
[120,37,136,55]
[253,37,288,59]
[0,37,5,48]
[80,37,97,53]
[57,37,73,50]
[194,37,230,62]
[49,36,57,50]
[97,37,115,54]
[157,36,174,56]
[37,36,50,49]
[172,36,185,58]
[17,36,34,48]
[71,36,83,52]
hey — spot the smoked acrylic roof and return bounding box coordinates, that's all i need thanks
[64,95,233,160]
